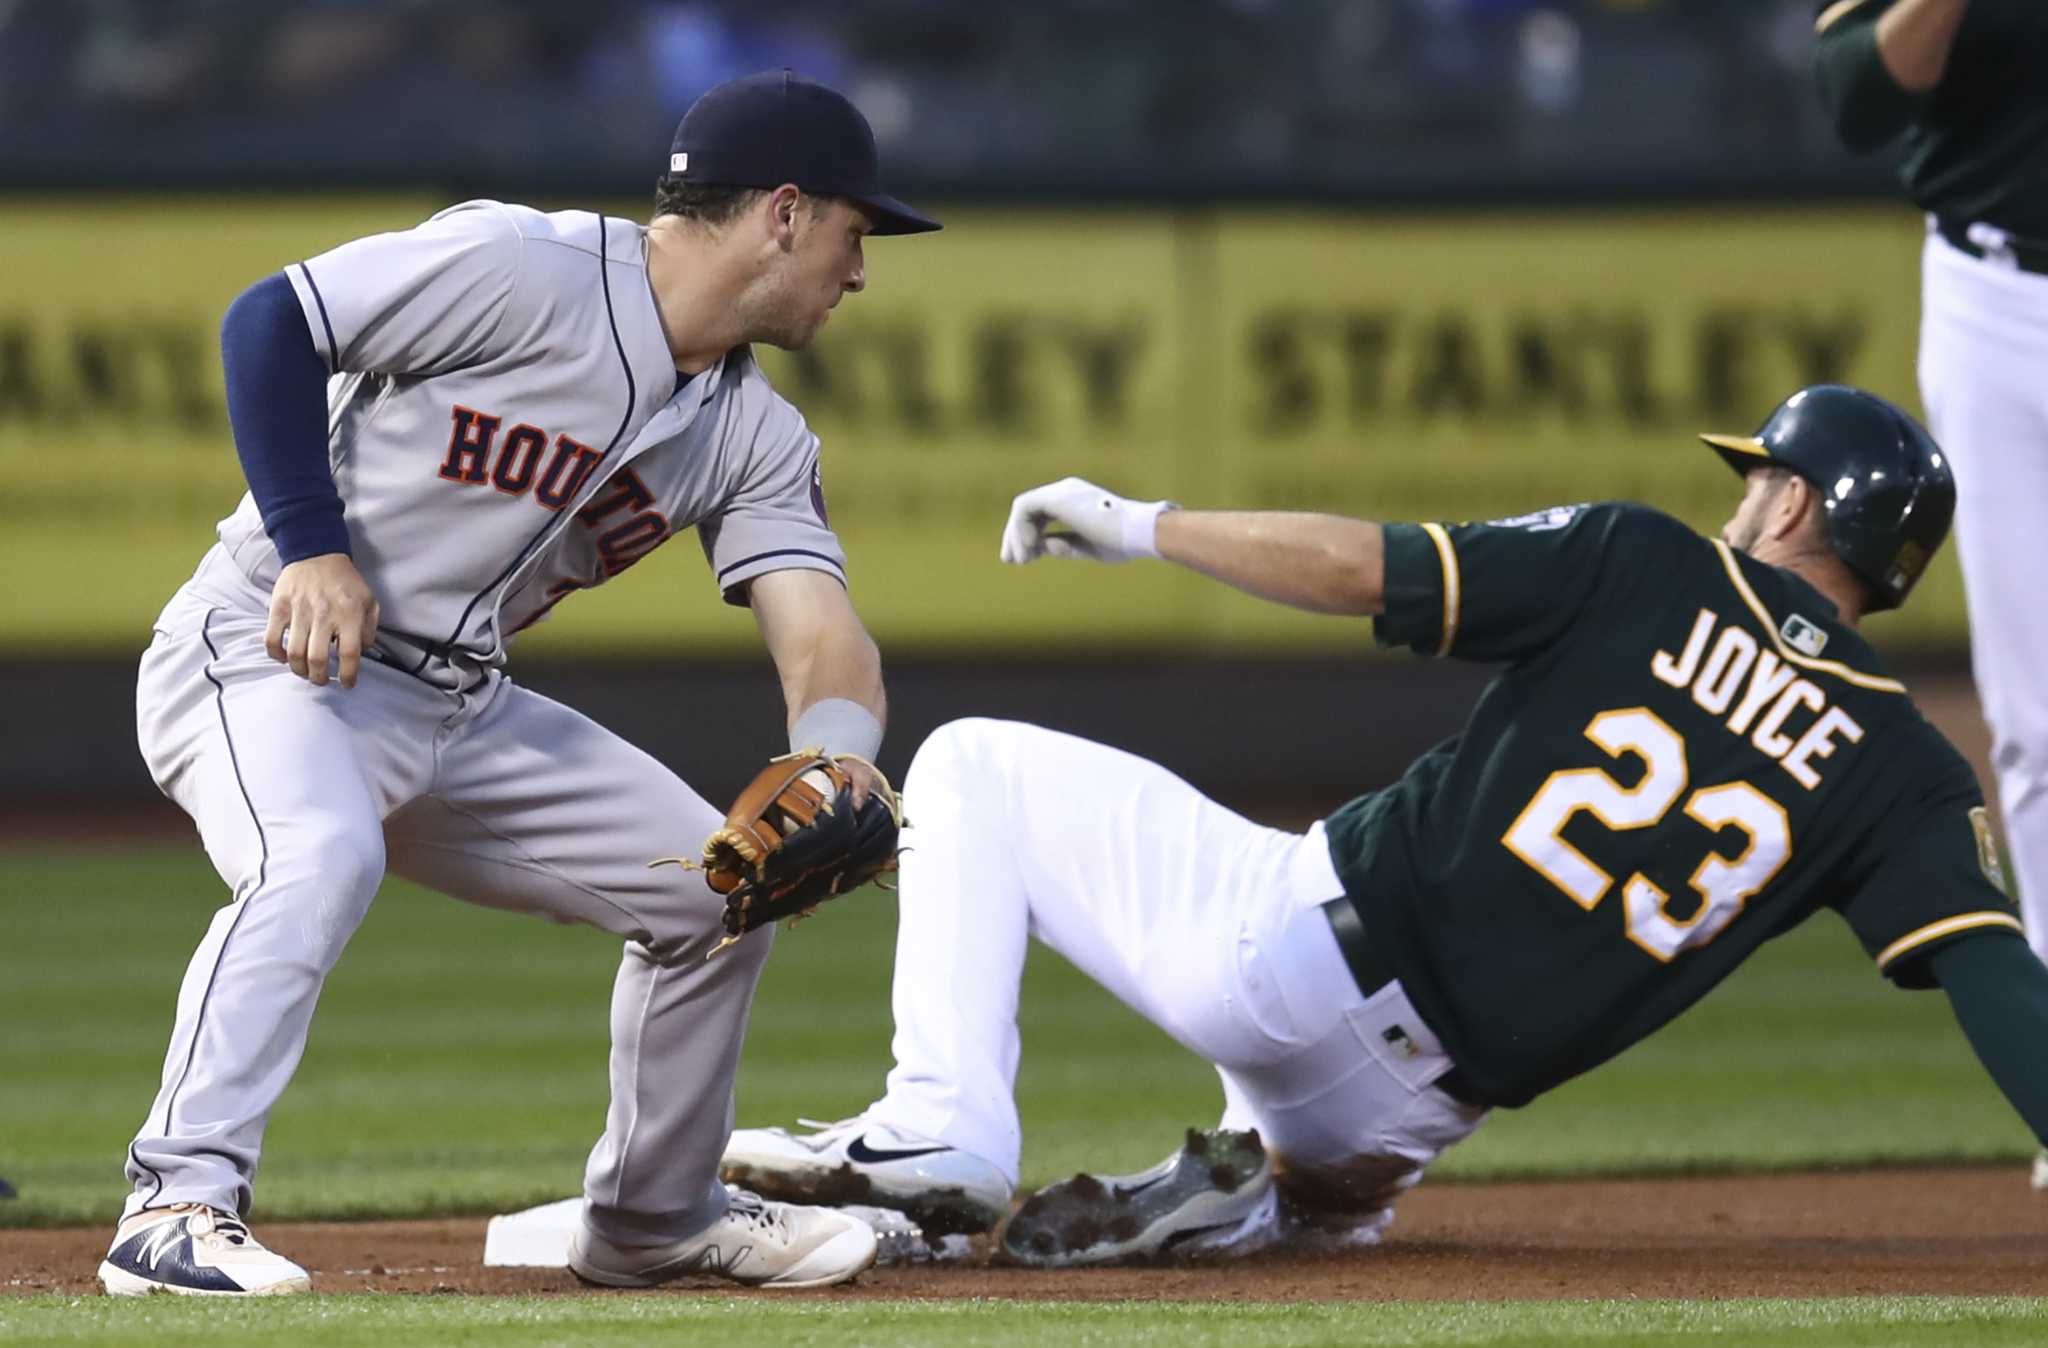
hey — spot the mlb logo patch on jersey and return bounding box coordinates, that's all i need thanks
[1485,504,1584,533]
[1381,1025,1421,1060]
[1780,613,1829,658]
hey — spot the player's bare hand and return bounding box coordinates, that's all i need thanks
[999,476,1176,566]
[836,754,883,809]
[796,755,884,809]
[266,554,381,689]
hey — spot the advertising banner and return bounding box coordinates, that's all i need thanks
[0,199,1944,652]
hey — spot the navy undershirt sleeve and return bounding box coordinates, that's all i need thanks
[220,273,351,563]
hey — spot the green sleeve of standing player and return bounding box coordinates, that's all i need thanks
[1813,0,1924,152]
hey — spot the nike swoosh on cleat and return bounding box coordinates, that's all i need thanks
[1158,1222,1233,1252]
[845,1136,953,1165]
[1119,1172,1175,1199]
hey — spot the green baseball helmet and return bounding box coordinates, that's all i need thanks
[1701,385,1956,611]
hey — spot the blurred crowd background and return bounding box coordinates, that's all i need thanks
[1,0,1877,199]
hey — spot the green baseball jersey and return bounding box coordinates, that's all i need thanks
[1816,0,2048,237]
[1323,503,2020,1109]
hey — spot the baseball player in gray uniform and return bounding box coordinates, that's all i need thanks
[100,70,939,1297]
[1813,0,2048,1188]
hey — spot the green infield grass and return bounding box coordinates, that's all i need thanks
[2,1295,2045,1347]
[0,844,2032,1228]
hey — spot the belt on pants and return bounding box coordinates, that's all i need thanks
[1935,216,2048,277]
[1320,897,1490,1110]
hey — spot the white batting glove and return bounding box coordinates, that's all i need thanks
[999,477,1178,566]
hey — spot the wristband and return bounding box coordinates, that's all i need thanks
[1124,499,1178,560]
[790,697,883,761]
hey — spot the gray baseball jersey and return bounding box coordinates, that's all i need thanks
[213,200,846,686]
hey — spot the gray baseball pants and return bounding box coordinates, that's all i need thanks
[125,555,767,1247]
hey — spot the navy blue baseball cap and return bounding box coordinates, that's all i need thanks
[668,70,940,236]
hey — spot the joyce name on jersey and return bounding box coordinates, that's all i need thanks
[212,201,842,684]
[1324,503,2020,1107]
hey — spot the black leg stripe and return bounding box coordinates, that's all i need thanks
[136,608,271,1210]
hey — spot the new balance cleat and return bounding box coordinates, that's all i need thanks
[568,1188,876,1289]
[98,1204,311,1297]
[721,1116,1011,1236]
[998,1127,1275,1267]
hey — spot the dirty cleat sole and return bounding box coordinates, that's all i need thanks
[720,1156,1004,1238]
[998,1127,1273,1268]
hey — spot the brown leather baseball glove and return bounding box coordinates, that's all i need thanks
[654,749,903,955]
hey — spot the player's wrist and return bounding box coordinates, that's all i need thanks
[270,505,353,567]
[1122,499,1177,561]
[790,697,883,761]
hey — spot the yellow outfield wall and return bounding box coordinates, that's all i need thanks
[0,197,1952,654]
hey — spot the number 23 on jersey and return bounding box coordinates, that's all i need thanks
[1503,708,1792,962]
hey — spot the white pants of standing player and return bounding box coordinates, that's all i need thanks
[863,718,1486,1231]
[1920,231,2048,960]
[125,548,767,1246]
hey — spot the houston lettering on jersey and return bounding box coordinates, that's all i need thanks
[439,405,605,509]
[575,469,673,577]
[505,467,674,636]
[1649,607,1864,789]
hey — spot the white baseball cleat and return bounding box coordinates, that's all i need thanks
[998,1128,1276,1267]
[567,1189,877,1289]
[2032,1148,2048,1193]
[721,1116,1012,1236]
[97,1204,311,1297]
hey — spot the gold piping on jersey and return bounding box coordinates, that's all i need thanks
[1814,0,1883,36]
[1875,911,2026,971]
[1699,433,1772,459]
[1709,540,1908,695]
[1420,522,1460,657]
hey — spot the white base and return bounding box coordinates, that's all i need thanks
[483,1197,584,1268]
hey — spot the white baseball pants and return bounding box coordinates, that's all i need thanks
[1920,231,2048,959]
[126,548,768,1245]
[865,718,1485,1224]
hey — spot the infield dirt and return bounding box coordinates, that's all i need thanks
[9,1168,2044,1302]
